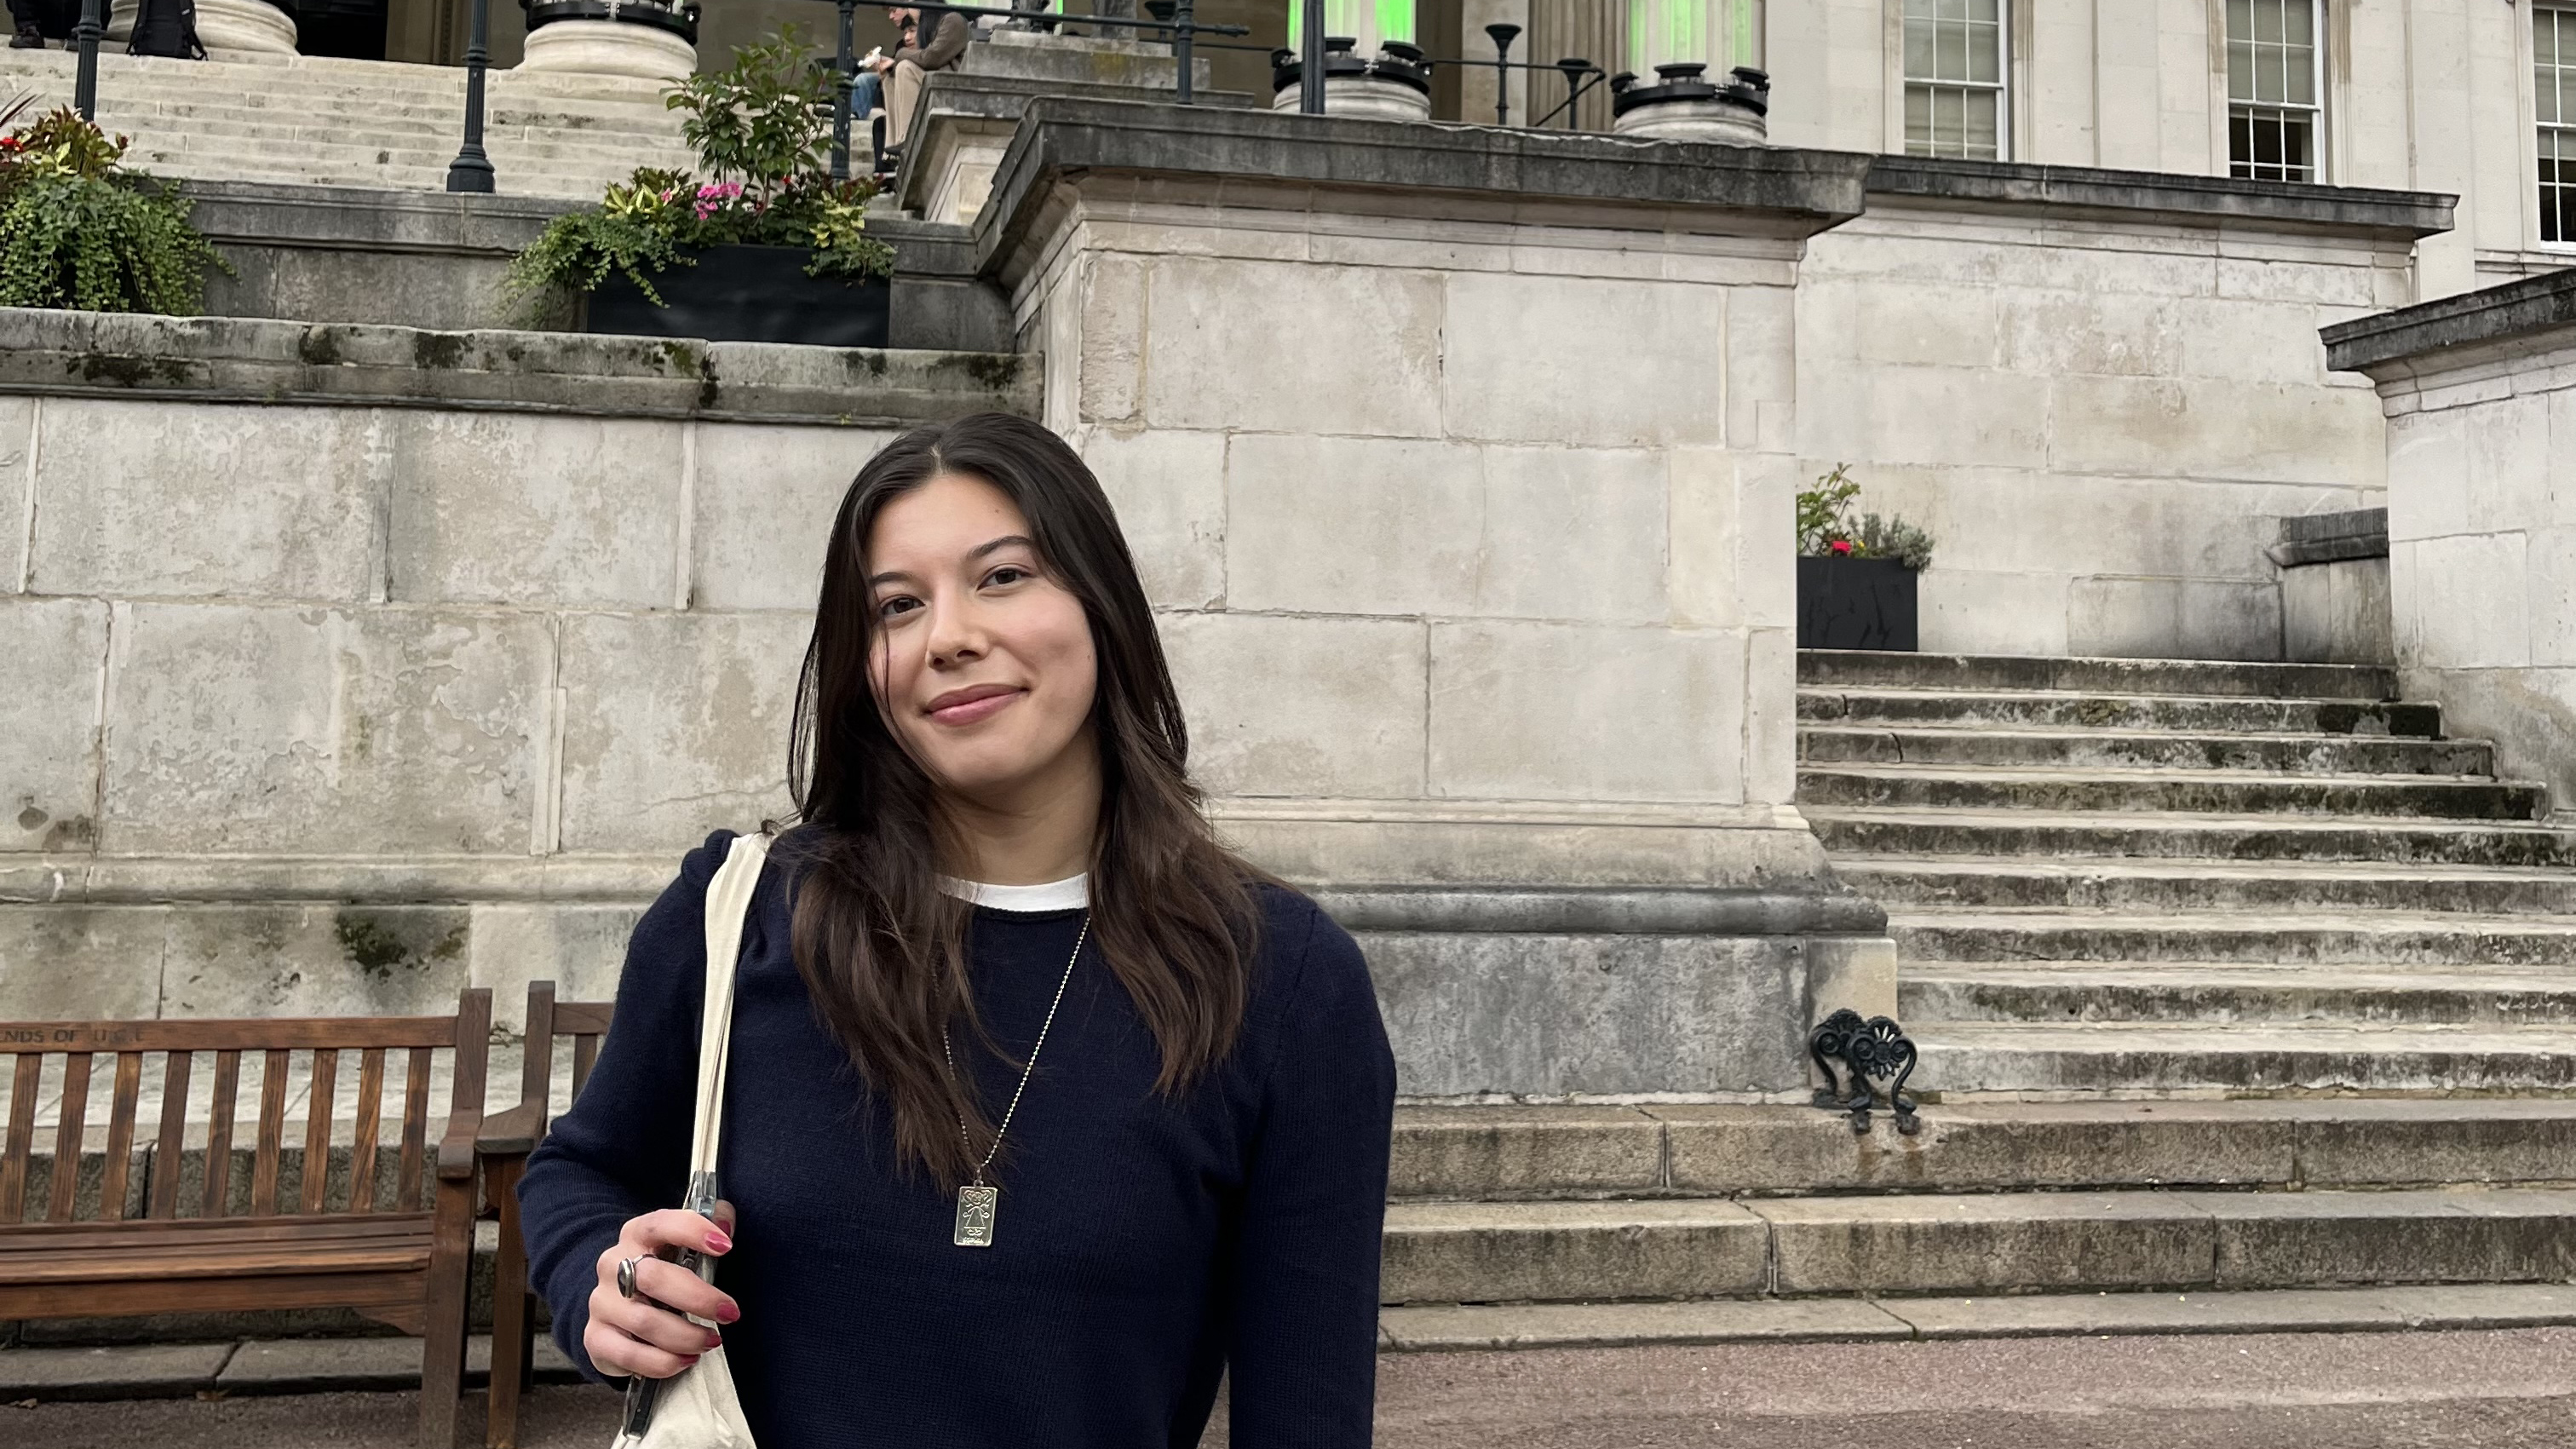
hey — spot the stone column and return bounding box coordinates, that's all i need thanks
[112,0,297,55]
[962,101,1892,1098]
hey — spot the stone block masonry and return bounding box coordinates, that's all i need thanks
[1801,158,2452,661]
[959,99,1895,1095]
[2327,268,2576,814]
[0,308,1035,1034]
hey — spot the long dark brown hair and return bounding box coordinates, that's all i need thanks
[782,412,1264,1189]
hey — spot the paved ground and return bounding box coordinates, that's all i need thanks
[8,1327,2575,1447]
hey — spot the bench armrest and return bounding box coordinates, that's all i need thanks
[436,1103,487,1181]
[478,1101,547,1159]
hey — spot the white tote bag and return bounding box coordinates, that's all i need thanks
[612,831,770,1449]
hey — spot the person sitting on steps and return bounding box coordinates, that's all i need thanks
[846,3,970,179]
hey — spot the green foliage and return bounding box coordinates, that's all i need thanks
[506,169,696,308]
[666,28,829,207]
[1795,463,1863,555]
[1796,463,1935,569]
[0,104,227,314]
[509,26,894,318]
[1854,511,1936,571]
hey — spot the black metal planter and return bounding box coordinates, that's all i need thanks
[583,244,891,348]
[1797,555,1918,651]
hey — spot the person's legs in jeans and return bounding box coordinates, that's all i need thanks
[848,70,886,168]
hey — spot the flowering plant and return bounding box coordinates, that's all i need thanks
[0,94,227,313]
[506,28,893,316]
[1797,463,1936,570]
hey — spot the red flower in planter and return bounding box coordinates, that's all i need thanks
[1828,538,1854,556]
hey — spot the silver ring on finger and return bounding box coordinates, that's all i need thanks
[617,1254,647,1301]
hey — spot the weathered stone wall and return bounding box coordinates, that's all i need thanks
[0,310,1036,1032]
[2328,273,2576,812]
[1798,163,2447,660]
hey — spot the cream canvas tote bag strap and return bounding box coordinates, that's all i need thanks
[611,830,770,1449]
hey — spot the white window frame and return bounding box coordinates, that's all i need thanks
[1901,0,2011,164]
[2224,0,2326,184]
[2538,3,2576,250]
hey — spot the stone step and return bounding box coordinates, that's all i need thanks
[1842,857,2576,914]
[1890,907,2576,965]
[1797,650,2397,701]
[1901,962,2576,1026]
[1915,1021,2576,1094]
[126,129,679,171]
[1388,1101,2576,1200]
[89,102,686,149]
[1797,687,2444,738]
[1798,764,2544,820]
[0,47,670,103]
[1380,1186,2576,1302]
[1804,807,2576,868]
[1379,1282,2576,1349]
[1797,725,2493,777]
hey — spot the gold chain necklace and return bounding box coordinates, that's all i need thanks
[940,912,1089,1248]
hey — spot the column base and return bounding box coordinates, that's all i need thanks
[1271,72,1435,121]
[515,18,696,82]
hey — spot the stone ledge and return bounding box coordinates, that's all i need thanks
[2323,267,2576,373]
[1315,885,1888,936]
[2270,508,2390,567]
[1867,154,2456,238]
[0,308,1035,425]
[974,95,1875,274]
[178,179,979,280]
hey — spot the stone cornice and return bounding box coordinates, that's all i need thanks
[1866,154,2456,238]
[972,96,1875,276]
[0,308,1034,425]
[2322,267,2576,376]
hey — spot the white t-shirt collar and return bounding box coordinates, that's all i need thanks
[938,873,1090,913]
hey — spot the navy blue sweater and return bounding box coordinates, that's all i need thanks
[517,831,1396,1447]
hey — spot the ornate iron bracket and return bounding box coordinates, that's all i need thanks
[1808,1009,1920,1136]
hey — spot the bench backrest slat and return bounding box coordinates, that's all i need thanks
[250,1048,290,1216]
[96,1051,144,1222]
[299,1049,337,1215]
[517,986,615,1134]
[49,1053,92,1222]
[203,1049,240,1218]
[350,1048,386,1215]
[0,1054,36,1226]
[397,1047,432,1213]
[148,1049,191,1220]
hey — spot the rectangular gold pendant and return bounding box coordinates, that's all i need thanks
[953,1184,998,1247]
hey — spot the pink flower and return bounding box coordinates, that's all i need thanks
[1828,539,1854,556]
[692,181,744,219]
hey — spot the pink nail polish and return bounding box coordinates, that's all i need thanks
[705,1231,732,1254]
[717,1303,741,1324]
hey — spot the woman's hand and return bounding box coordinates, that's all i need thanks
[585,1204,739,1380]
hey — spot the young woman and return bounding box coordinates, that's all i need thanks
[517,414,1397,1446]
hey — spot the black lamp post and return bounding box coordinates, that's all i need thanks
[446,0,497,193]
[71,0,102,122]
[1297,0,1324,113]
[1484,21,1517,125]
[1172,0,1194,104]
[831,0,857,181]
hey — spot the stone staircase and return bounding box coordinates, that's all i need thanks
[1374,651,2576,1343]
[0,48,688,198]
[1799,649,2576,1096]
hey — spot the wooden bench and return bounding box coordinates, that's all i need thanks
[0,990,492,1449]
[477,980,613,1449]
